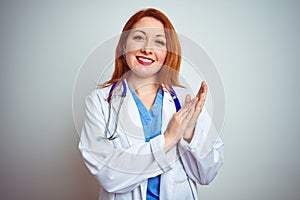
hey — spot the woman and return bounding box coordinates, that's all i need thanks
[79,8,224,200]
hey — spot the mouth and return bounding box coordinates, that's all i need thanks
[136,56,155,66]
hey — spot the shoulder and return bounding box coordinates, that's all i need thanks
[85,86,111,107]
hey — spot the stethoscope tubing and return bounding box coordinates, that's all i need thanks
[102,80,181,141]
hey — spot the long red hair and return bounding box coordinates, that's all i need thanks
[101,8,182,89]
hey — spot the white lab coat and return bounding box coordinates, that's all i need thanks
[79,81,224,200]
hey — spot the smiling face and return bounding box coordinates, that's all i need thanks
[124,17,167,79]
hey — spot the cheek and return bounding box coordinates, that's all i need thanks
[156,50,167,63]
[125,52,136,65]
[125,40,143,53]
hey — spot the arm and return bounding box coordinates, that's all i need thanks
[175,82,224,184]
[178,108,224,185]
[79,91,176,193]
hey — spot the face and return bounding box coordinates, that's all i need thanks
[124,17,167,79]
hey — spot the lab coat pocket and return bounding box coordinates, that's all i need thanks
[172,163,188,183]
[171,162,195,199]
[173,173,193,199]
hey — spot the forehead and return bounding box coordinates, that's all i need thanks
[132,17,165,34]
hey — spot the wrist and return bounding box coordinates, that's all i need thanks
[164,131,179,152]
[183,127,195,143]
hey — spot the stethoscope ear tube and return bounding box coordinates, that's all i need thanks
[102,80,127,141]
[169,86,181,112]
[107,80,127,102]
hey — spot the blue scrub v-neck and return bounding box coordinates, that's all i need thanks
[129,87,163,142]
[129,86,163,200]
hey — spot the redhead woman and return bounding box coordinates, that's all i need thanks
[79,8,224,200]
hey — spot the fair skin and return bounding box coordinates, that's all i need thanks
[124,17,208,152]
[125,17,167,111]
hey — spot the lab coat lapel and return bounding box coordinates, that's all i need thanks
[161,89,177,132]
[160,89,177,200]
[110,82,145,143]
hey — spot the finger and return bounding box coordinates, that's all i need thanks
[176,97,196,121]
[188,103,200,123]
[184,99,196,116]
[188,96,205,122]
[198,91,207,107]
[187,85,208,125]
[196,82,204,97]
[186,97,198,110]
[182,97,198,118]
[181,106,196,128]
[193,94,206,119]
[198,83,208,106]
[201,82,208,97]
[181,96,197,111]
[185,94,191,104]
[185,105,196,121]
[195,97,204,114]
[197,81,208,98]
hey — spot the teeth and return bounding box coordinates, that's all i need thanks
[137,57,153,63]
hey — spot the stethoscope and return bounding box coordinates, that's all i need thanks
[103,80,181,141]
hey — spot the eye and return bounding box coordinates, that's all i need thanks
[133,35,145,41]
[155,39,166,46]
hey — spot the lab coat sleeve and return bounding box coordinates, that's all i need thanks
[177,108,224,185]
[79,90,176,193]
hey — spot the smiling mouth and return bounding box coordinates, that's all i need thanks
[136,56,154,66]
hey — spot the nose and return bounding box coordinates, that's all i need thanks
[141,40,153,55]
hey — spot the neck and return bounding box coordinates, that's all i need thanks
[126,72,160,96]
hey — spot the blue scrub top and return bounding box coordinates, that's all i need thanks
[129,87,163,200]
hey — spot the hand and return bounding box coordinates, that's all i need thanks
[183,81,208,143]
[164,97,198,152]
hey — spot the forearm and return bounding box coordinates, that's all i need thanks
[178,107,224,184]
[80,134,176,193]
[183,127,195,143]
[178,137,224,185]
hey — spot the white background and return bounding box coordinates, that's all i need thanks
[0,0,299,199]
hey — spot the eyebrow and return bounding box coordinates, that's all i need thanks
[132,30,146,35]
[132,30,165,38]
[156,34,166,38]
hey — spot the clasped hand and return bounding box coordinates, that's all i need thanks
[164,81,208,152]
